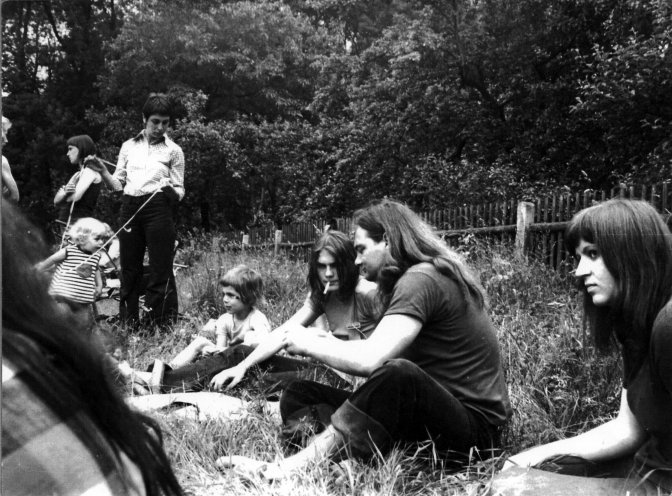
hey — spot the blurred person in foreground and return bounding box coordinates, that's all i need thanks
[1,200,183,496]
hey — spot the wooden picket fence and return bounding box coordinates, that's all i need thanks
[221,181,672,269]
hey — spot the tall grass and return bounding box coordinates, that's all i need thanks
[105,234,622,495]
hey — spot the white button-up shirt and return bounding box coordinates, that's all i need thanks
[110,131,185,200]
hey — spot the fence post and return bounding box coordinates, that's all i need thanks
[274,229,283,256]
[515,201,535,259]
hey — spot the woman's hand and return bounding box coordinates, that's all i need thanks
[502,446,557,471]
[210,364,247,391]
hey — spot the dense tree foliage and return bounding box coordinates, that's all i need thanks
[3,0,671,231]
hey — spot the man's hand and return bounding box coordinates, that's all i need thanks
[84,156,106,174]
[209,364,247,391]
[201,344,225,356]
[283,324,330,357]
[161,184,180,203]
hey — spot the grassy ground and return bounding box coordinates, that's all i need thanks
[98,235,621,495]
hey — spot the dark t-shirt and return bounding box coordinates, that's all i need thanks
[627,299,672,491]
[384,263,511,427]
[308,279,382,340]
[57,172,101,223]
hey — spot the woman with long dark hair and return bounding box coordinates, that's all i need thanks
[1,200,182,496]
[504,199,672,493]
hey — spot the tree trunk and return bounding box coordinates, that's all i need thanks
[200,201,211,231]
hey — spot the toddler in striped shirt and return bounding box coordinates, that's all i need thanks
[37,217,111,315]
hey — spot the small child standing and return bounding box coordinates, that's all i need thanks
[36,217,111,315]
[168,265,271,368]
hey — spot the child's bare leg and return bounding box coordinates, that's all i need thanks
[113,356,152,385]
[169,335,215,368]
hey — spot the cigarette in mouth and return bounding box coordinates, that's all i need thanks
[323,281,330,294]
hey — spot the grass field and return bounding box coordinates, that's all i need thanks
[100,236,622,495]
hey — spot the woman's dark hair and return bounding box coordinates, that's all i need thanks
[66,135,96,162]
[219,264,265,307]
[142,93,173,120]
[354,199,486,308]
[1,200,182,496]
[565,199,672,374]
[307,231,360,309]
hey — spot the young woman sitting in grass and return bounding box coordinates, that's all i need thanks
[130,230,381,395]
[504,199,672,494]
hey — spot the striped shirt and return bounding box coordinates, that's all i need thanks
[2,352,146,496]
[49,245,102,304]
[109,131,185,200]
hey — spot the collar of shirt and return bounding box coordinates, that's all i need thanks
[133,130,167,145]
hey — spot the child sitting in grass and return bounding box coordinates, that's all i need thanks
[36,217,111,316]
[167,265,271,369]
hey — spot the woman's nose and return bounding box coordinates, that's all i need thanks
[575,257,590,277]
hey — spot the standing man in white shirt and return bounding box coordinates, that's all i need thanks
[91,93,185,329]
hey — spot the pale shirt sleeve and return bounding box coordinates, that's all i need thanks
[109,142,128,192]
[169,146,185,200]
[241,309,272,347]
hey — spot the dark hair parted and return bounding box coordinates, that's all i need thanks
[142,93,173,120]
[354,199,486,308]
[1,200,182,496]
[565,199,672,374]
[66,135,97,162]
[307,231,360,309]
[219,265,265,307]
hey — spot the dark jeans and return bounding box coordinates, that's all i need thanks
[118,193,177,327]
[159,345,351,395]
[280,358,502,461]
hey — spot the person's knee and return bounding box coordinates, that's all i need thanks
[373,358,422,382]
[280,379,307,402]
